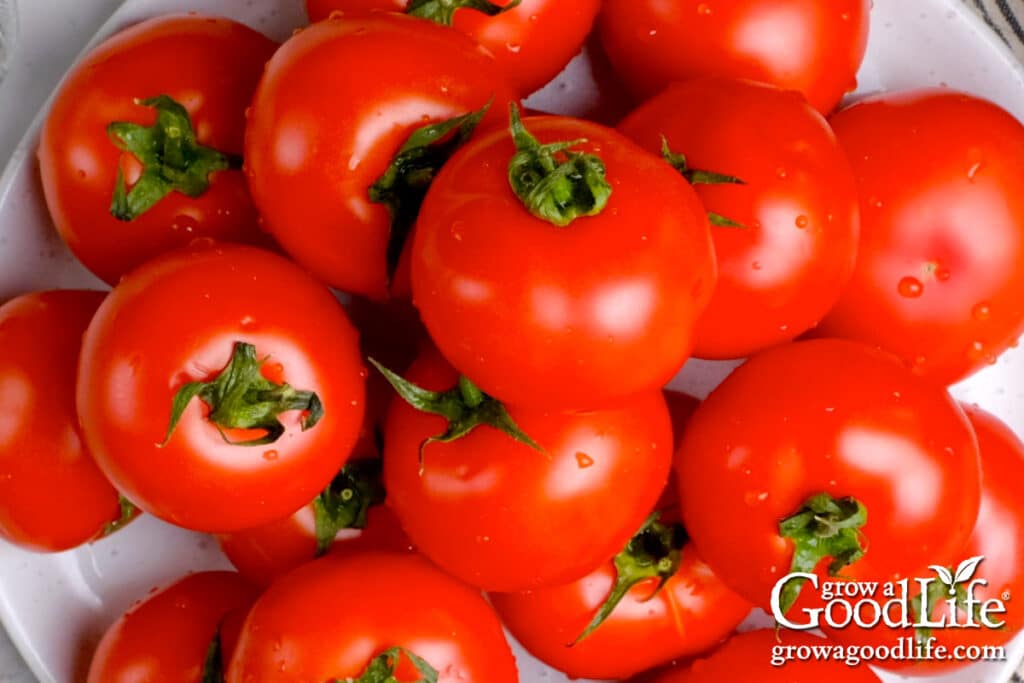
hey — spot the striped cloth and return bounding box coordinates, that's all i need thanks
[971,0,1024,59]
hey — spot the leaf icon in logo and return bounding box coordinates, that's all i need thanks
[954,555,985,584]
[929,565,955,595]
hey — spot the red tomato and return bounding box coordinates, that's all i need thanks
[245,13,518,299]
[598,0,869,114]
[305,0,600,95]
[677,340,981,613]
[818,90,1024,384]
[38,16,276,285]
[227,551,518,682]
[619,78,860,359]
[643,629,882,682]
[381,346,672,592]
[88,571,257,683]
[77,244,366,533]
[0,291,126,551]
[412,111,716,408]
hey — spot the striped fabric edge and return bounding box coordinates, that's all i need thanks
[969,0,1024,58]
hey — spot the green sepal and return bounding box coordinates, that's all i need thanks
[107,95,239,221]
[334,647,439,683]
[163,342,323,447]
[660,136,747,229]
[507,103,612,227]
[911,571,997,644]
[201,630,224,683]
[777,493,867,615]
[407,0,522,25]
[312,459,386,556]
[102,495,139,537]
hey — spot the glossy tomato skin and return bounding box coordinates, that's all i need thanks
[383,347,673,592]
[245,13,518,299]
[643,629,882,682]
[77,244,366,533]
[619,79,860,359]
[0,291,122,551]
[819,91,1024,384]
[677,339,981,612]
[412,115,716,408]
[227,551,518,682]
[38,16,276,285]
[305,0,600,95]
[87,571,257,683]
[599,0,869,114]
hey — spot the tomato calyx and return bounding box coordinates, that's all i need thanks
[507,103,612,227]
[164,341,324,447]
[660,137,746,228]
[370,102,491,281]
[334,646,439,683]
[573,510,686,644]
[201,629,224,683]
[101,495,139,537]
[777,493,867,614]
[312,459,386,556]
[407,0,522,26]
[370,358,542,466]
[107,95,240,222]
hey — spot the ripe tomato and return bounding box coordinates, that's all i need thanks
[598,0,869,114]
[819,90,1024,384]
[305,0,600,95]
[619,78,860,359]
[245,12,517,299]
[644,629,882,682]
[380,346,672,592]
[0,291,128,551]
[677,340,981,614]
[227,551,518,682]
[88,571,257,683]
[38,15,276,285]
[491,504,750,679]
[412,110,716,408]
[77,244,366,533]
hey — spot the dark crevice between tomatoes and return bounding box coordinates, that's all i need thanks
[312,459,386,556]
[107,95,240,222]
[507,103,612,227]
[370,102,491,284]
[164,341,323,447]
[369,357,542,469]
[573,509,687,645]
[407,0,523,26]
[659,137,747,228]
[101,495,139,537]
[777,493,868,615]
[332,646,439,683]
[201,628,225,683]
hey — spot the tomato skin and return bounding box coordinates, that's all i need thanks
[305,0,600,95]
[619,79,860,359]
[677,339,981,612]
[76,244,366,533]
[87,571,257,683]
[598,0,869,114]
[245,13,517,299]
[227,551,519,682]
[412,115,716,408]
[0,291,122,551]
[38,16,276,286]
[818,91,1024,384]
[383,347,673,592]
[644,629,881,682]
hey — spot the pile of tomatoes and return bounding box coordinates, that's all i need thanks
[2,0,1024,681]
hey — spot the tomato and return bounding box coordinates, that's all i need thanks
[0,291,129,551]
[38,15,276,285]
[305,0,600,96]
[245,13,518,299]
[77,244,366,533]
[412,110,716,408]
[227,551,518,682]
[818,90,1024,384]
[491,503,750,679]
[88,571,257,683]
[677,339,981,614]
[598,0,870,114]
[619,78,860,359]
[643,629,882,682]
[380,346,672,591]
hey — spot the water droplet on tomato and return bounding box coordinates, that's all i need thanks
[744,491,768,506]
[263,450,279,461]
[697,3,712,15]
[973,303,992,321]
[841,11,851,20]
[505,42,522,53]
[967,161,983,180]
[935,267,952,281]
[795,215,809,229]
[751,261,763,271]
[897,277,923,298]
[575,452,594,469]
[240,315,257,330]
[775,167,787,179]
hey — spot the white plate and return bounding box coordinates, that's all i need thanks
[1,0,1023,682]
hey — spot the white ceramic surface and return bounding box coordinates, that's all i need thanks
[0,0,1023,682]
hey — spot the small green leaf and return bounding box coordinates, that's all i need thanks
[407,0,522,25]
[312,459,386,556]
[333,647,439,683]
[102,495,139,537]
[201,630,224,683]
[660,136,747,229]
